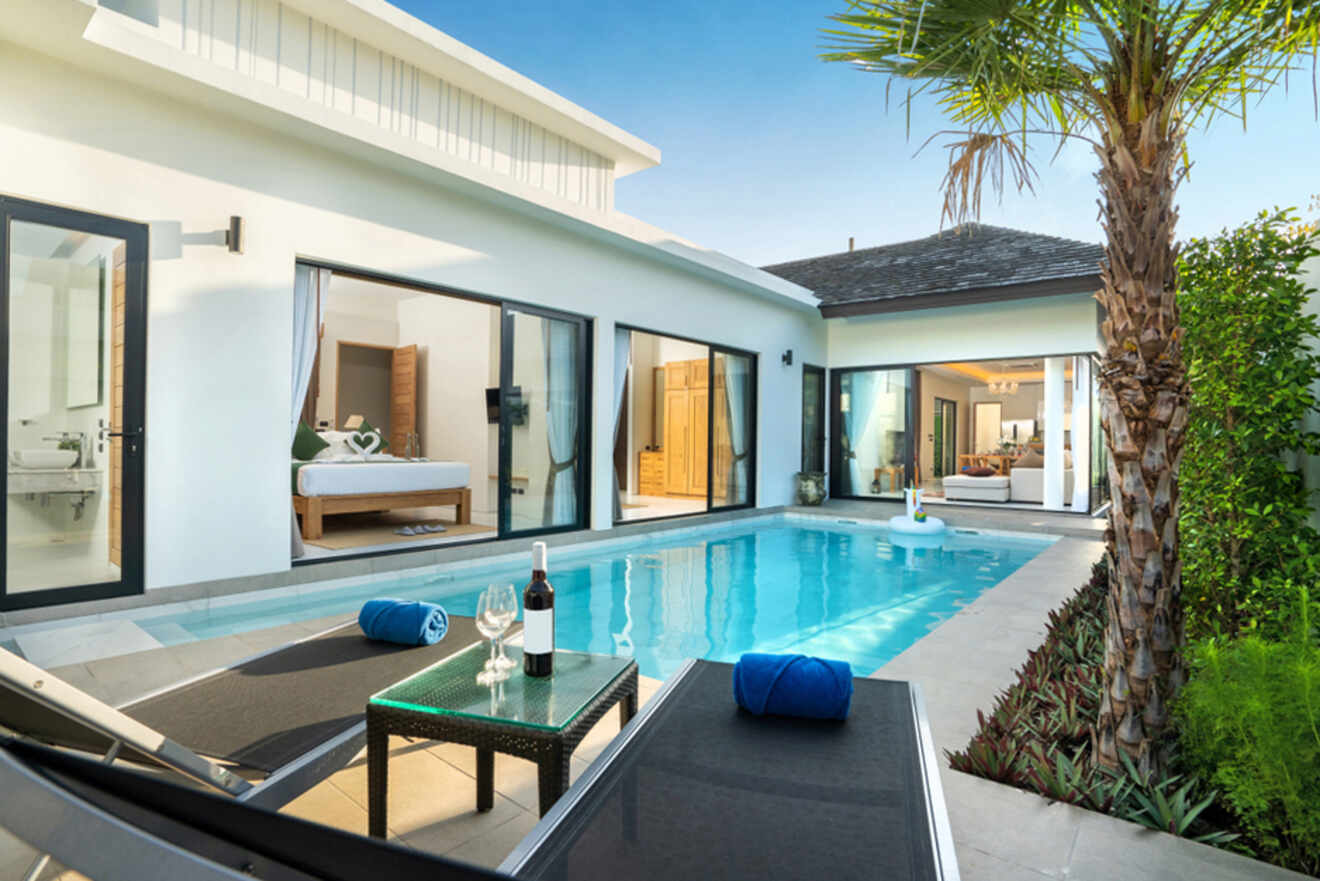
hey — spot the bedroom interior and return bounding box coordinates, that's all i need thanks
[615,328,756,523]
[291,270,500,558]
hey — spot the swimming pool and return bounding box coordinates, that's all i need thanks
[135,516,1054,679]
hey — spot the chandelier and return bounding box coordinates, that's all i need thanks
[987,379,1019,395]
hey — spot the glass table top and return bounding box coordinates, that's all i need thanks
[370,643,634,732]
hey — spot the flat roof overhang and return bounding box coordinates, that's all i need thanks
[818,275,1103,318]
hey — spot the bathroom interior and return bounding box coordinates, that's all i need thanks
[6,220,123,594]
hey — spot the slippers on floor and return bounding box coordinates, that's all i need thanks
[394,526,418,536]
[421,523,447,533]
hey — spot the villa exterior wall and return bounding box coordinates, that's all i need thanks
[0,42,825,592]
[826,292,1100,368]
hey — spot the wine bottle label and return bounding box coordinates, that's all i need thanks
[524,608,554,655]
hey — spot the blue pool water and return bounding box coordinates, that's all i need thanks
[137,518,1053,679]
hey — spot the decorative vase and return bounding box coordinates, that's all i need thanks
[795,471,826,506]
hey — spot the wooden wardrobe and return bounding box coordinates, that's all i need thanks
[662,359,709,497]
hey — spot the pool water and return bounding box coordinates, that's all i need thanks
[137,517,1053,679]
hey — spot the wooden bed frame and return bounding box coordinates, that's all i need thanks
[293,487,472,540]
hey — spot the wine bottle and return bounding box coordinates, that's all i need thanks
[523,541,555,677]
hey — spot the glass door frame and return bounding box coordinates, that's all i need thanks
[497,302,593,539]
[0,196,148,611]
[828,364,917,500]
[611,323,758,525]
[706,344,758,513]
[801,364,826,474]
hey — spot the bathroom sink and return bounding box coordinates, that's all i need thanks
[10,449,78,469]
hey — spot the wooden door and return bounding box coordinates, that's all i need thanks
[109,245,126,567]
[390,344,417,454]
[664,388,689,495]
[689,386,709,497]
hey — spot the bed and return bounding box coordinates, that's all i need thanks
[292,455,472,540]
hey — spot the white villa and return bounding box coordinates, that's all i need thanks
[0,0,1106,613]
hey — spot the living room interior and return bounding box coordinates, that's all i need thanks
[916,356,1097,512]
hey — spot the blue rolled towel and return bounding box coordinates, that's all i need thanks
[358,599,449,646]
[732,653,853,721]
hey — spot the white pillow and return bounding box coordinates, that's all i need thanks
[315,430,353,460]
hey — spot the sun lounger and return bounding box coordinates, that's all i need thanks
[0,616,486,809]
[503,659,959,881]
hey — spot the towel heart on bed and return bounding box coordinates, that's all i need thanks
[347,430,381,458]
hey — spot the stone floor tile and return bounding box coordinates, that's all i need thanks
[956,844,1062,881]
[443,810,540,870]
[281,777,379,838]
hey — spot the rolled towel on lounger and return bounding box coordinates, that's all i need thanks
[358,599,449,646]
[732,652,853,721]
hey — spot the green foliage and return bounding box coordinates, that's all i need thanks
[948,562,1233,845]
[822,2,1320,224]
[1177,592,1320,875]
[1178,210,1320,639]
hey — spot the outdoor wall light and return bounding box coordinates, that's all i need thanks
[782,349,793,366]
[226,216,244,254]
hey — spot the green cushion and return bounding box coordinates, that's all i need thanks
[292,421,329,461]
[353,419,389,452]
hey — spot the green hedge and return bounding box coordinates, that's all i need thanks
[1178,209,1320,639]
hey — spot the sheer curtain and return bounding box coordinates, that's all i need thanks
[722,354,751,504]
[290,264,330,557]
[542,319,580,527]
[842,370,879,495]
[1071,356,1092,511]
[612,327,631,521]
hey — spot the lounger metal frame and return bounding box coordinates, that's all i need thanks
[499,660,961,881]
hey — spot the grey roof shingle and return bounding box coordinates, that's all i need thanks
[761,224,1104,308]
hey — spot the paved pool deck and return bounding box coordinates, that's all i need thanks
[2,506,1306,880]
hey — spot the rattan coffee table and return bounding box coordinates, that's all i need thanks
[366,642,638,835]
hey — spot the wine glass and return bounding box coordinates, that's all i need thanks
[490,584,519,673]
[475,587,511,686]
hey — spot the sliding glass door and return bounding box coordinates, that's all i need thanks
[710,349,756,509]
[500,305,590,536]
[831,367,912,499]
[1,198,147,610]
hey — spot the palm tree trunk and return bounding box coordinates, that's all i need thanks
[1093,111,1188,773]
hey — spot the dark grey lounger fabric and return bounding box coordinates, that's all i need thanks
[125,616,490,773]
[518,660,939,881]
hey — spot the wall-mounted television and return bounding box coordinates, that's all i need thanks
[486,387,527,426]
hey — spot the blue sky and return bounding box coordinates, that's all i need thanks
[393,0,1319,267]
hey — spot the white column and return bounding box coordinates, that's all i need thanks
[589,319,616,531]
[1043,357,1067,510]
[1070,357,1092,511]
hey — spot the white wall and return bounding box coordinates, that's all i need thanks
[0,41,825,590]
[828,293,1098,368]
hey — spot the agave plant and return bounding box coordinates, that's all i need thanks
[824,0,1320,773]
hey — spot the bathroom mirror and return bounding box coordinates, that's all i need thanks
[65,261,105,409]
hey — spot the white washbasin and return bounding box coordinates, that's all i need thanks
[10,449,78,469]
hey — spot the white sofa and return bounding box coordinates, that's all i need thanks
[1010,468,1075,504]
[942,474,1011,502]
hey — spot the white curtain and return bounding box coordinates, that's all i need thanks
[542,319,580,527]
[612,327,631,521]
[722,354,752,504]
[290,264,330,557]
[1071,356,1092,511]
[842,370,879,495]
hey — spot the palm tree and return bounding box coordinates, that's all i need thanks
[823,2,1320,771]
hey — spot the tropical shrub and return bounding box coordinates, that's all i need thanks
[1178,211,1320,638]
[948,563,1232,845]
[1177,590,1320,875]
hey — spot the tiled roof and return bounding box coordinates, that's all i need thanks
[761,224,1104,308]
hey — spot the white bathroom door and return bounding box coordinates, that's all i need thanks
[1,197,147,611]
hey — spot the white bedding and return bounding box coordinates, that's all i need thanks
[296,455,470,497]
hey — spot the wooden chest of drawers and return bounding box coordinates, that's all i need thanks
[638,450,665,496]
